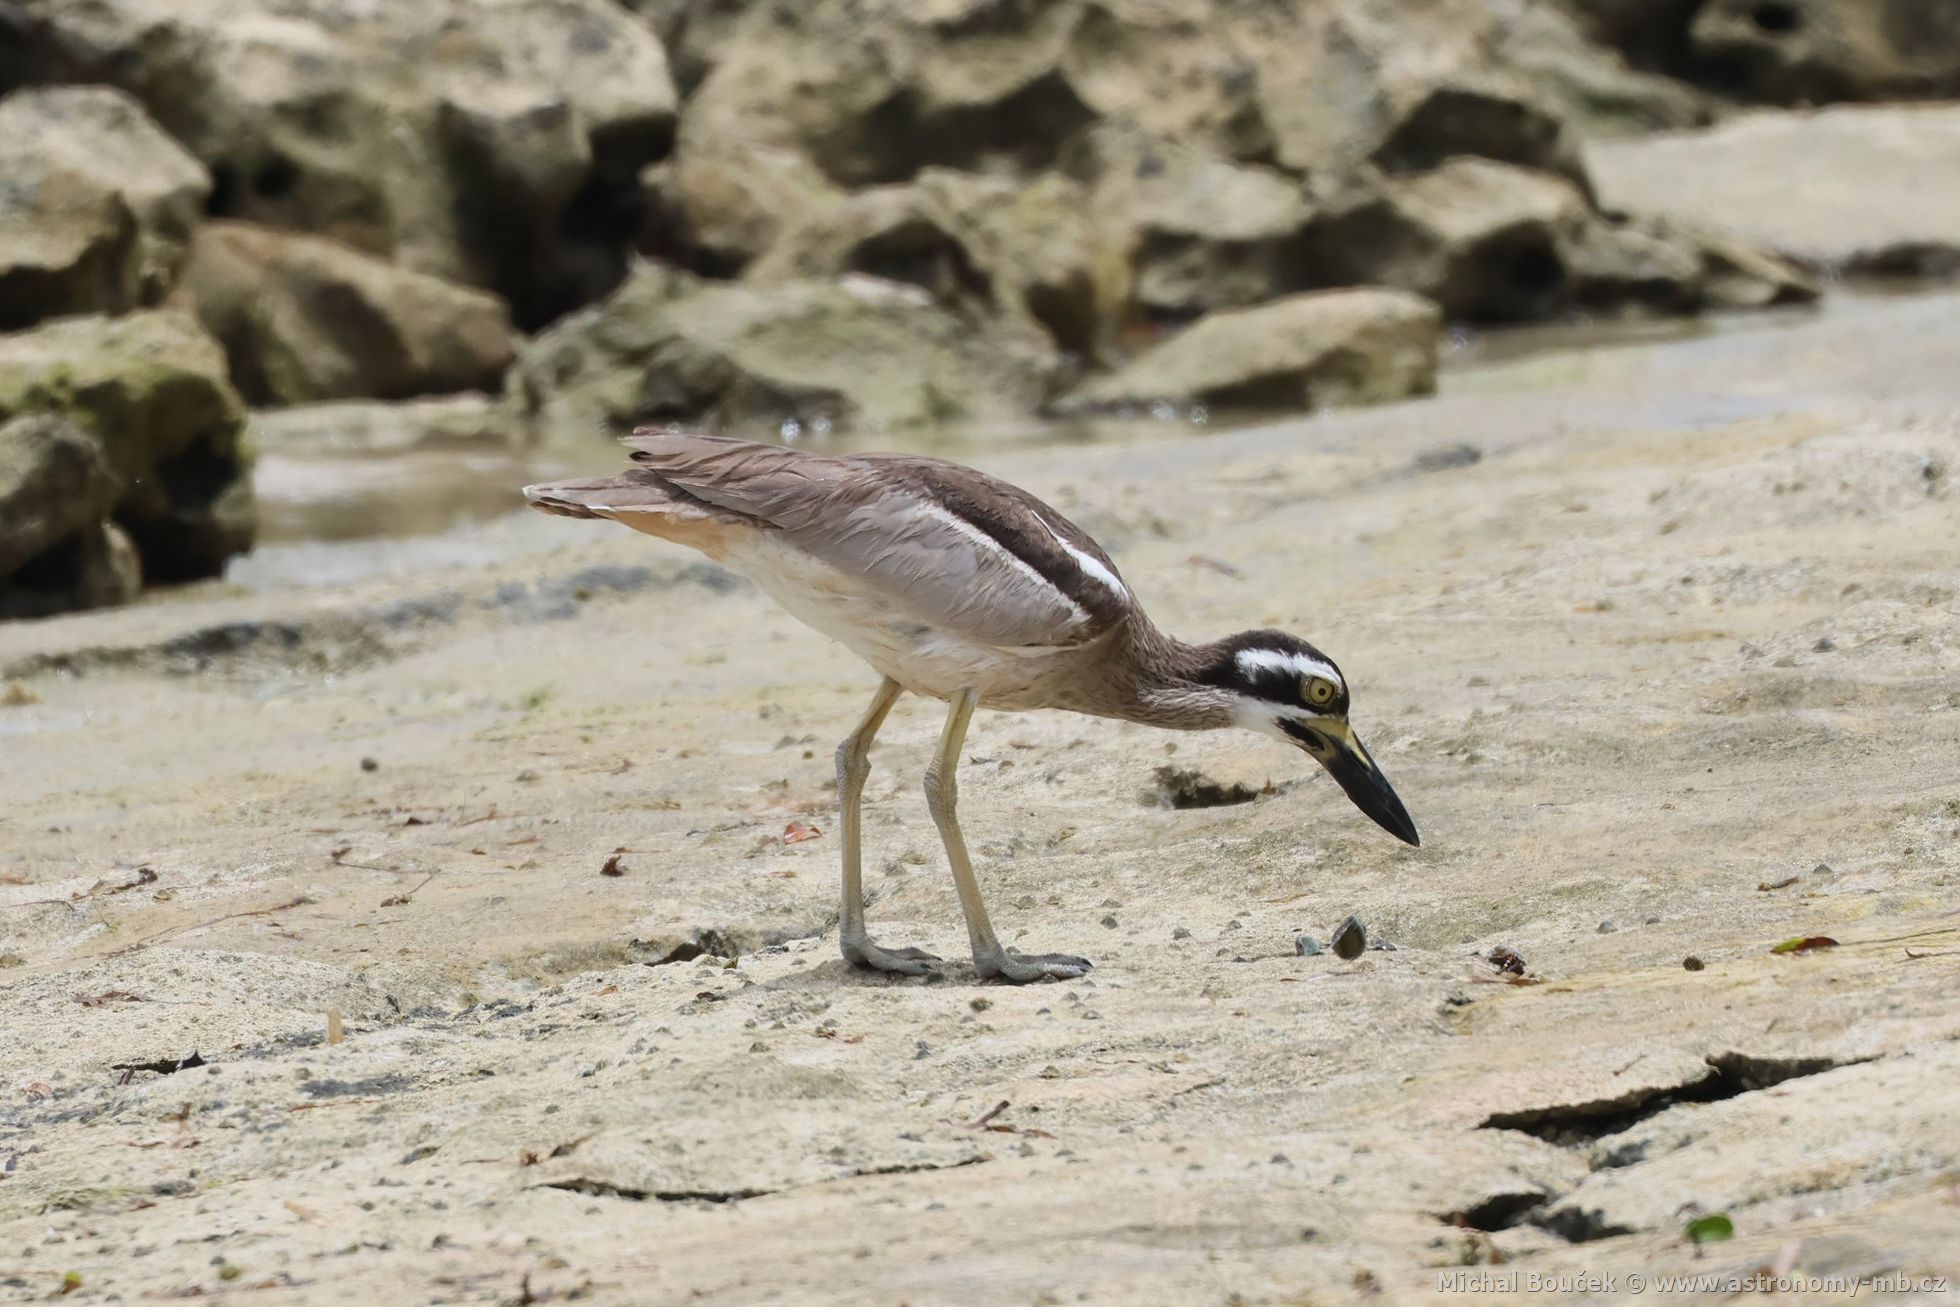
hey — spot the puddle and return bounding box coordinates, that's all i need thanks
[225,288,1956,593]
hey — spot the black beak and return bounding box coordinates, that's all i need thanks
[1283,721,1421,846]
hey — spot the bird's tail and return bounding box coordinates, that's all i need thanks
[521,477,617,519]
[522,472,750,557]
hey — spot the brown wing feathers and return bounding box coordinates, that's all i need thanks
[532,429,1131,648]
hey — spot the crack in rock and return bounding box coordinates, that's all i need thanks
[540,1156,985,1205]
[1477,1050,1861,1146]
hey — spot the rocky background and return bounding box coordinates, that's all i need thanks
[0,0,1955,620]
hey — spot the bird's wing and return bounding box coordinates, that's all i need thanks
[624,431,1132,649]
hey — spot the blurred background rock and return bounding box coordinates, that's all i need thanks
[1,0,1955,617]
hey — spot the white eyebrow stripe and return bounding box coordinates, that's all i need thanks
[1235,648,1343,686]
[916,502,1089,622]
[1036,515,1128,601]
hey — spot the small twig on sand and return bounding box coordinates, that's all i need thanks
[106,896,312,959]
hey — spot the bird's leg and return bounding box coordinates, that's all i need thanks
[836,678,938,976]
[924,688,1092,983]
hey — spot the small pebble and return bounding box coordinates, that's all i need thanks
[1331,916,1367,960]
[1597,920,1617,933]
[1171,926,1192,940]
[1294,935,1322,957]
[1683,955,1705,972]
[1099,914,1119,929]
[1812,636,1835,652]
[360,756,379,773]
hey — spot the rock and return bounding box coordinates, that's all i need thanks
[0,85,211,330]
[0,415,121,577]
[650,0,1797,339]
[1066,124,1314,319]
[1331,915,1368,961]
[1309,160,1594,323]
[1686,0,1960,104]
[620,0,758,95]
[1587,105,1960,279]
[512,265,1062,438]
[0,520,144,619]
[1484,0,1714,135]
[0,311,254,587]
[1369,72,1588,192]
[1313,158,1813,321]
[748,168,1128,361]
[1056,289,1439,417]
[668,1,1586,249]
[645,148,848,273]
[9,0,677,328]
[184,223,517,407]
[1566,211,1817,312]
[251,396,521,456]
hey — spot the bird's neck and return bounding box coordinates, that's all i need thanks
[1111,622,1242,731]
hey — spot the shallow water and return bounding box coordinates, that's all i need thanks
[235,289,1940,593]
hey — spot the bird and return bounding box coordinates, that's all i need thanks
[524,429,1418,983]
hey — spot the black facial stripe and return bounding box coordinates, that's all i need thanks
[1244,667,1305,705]
[1278,718,1319,746]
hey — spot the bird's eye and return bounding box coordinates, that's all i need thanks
[1304,677,1337,707]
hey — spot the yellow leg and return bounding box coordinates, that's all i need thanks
[924,688,1091,983]
[835,679,938,975]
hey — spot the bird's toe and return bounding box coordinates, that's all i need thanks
[976,946,1093,983]
[841,937,943,976]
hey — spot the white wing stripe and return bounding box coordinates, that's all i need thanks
[1036,515,1128,601]
[916,503,1089,623]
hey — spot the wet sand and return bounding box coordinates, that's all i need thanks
[2,291,1957,1304]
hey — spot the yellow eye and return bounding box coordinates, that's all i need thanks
[1305,677,1337,707]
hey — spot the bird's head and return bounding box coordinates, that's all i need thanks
[1201,631,1420,847]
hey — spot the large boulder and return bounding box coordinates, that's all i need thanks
[619,0,759,95]
[1483,0,1713,135]
[0,414,142,619]
[9,0,677,328]
[0,311,254,587]
[747,168,1129,362]
[511,263,1063,438]
[1559,0,1960,105]
[183,223,517,407]
[1686,0,1960,104]
[1307,158,1813,321]
[1065,124,1314,320]
[1055,288,1440,417]
[666,0,1591,269]
[0,85,211,331]
[1308,160,1594,322]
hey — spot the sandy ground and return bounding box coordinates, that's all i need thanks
[3,290,1959,1305]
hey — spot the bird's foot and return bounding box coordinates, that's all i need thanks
[840,935,942,977]
[974,944,1093,983]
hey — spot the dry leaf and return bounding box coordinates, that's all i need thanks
[1770,936,1839,954]
[782,820,823,845]
[599,854,626,877]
